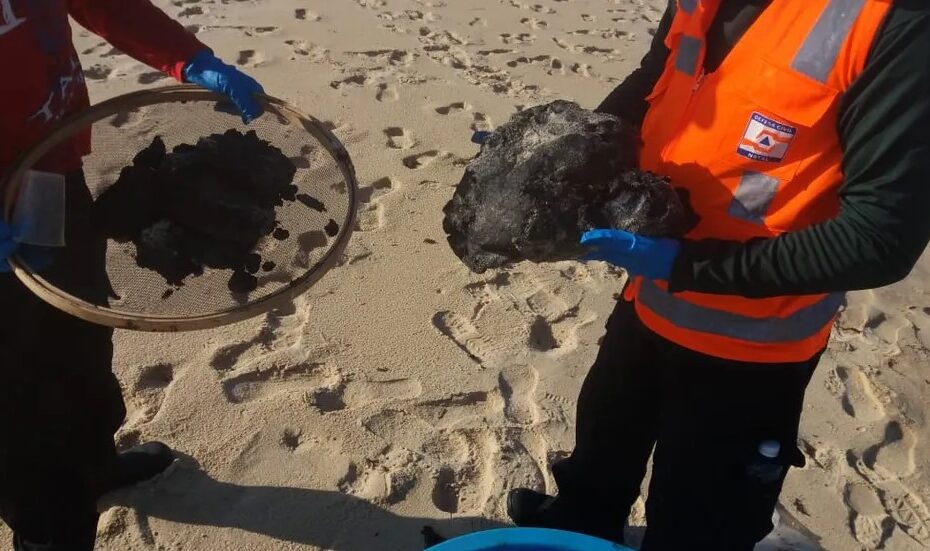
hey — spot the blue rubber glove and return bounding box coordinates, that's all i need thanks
[581,229,680,280]
[183,51,265,123]
[1,222,56,273]
[0,221,16,273]
[472,131,493,145]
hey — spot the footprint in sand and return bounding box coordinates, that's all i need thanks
[883,487,930,547]
[415,391,495,429]
[384,127,415,150]
[330,74,368,89]
[865,309,913,346]
[137,71,168,84]
[236,49,265,66]
[356,203,386,232]
[355,176,398,232]
[84,64,112,81]
[305,378,423,414]
[376,83,400,102]
[353,48,413,67]
[359,176,398,203]
[247,26,279,37]
[847,422,930,547]
[496,427,550,493]
[177,6,203,17]
[280,427,307,452]
[906,307,930,349]
[403,150,450,169]
[571,62,595,77]
[222,363,336,404]
[863,421,917,477]
[521,17,548,29]
[428,430,498,515]
[339,447,420,505]
[527,316,559,352]
[477,48,514,56]
[507,54,563,75]
[295,9,321,21]
[362,409,434,449]
[844,483,895,549]
[498,270,593,354]
[210,321,279,372]
[471,112,494,132]
[835,365,886,422]
[435,101,472,115]
[432,310,505,366]
[126,363,175,426]
[500,33,535,45]
[498,364,540,425]
[286,40,329,62]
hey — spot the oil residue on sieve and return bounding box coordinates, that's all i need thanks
[325,219,340,237]
[294,231,329,269]
[94,130,298,298]
[229,270,258,294]
[297,194,326,212]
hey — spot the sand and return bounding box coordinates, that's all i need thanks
[2,1,928,549]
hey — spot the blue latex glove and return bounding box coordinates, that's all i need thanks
[183,51,265,123]
[581,229,680,280]
[472,131,493,145]
[0,221,16,273]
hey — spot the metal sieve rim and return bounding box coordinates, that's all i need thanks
[1,85,358,332]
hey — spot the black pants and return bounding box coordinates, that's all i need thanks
[0,173,124,550]
[552,299,819,550]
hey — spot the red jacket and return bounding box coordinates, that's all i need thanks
[0,0,205,173]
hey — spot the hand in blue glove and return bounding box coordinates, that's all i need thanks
[1,222,56,273]
[580,229,680,280]
[183,51,265,123]
[472,131,493,145]
[0,221,16,273]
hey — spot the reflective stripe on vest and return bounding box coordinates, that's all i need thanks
[792,0,869,83]
[728,171,780,224]
[638,280,845,344]
[679,0,698,15]
[676,35,703,76]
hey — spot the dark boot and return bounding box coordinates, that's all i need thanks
[13,530,95,551]
[106,441,175,492]
[507,488,625,543]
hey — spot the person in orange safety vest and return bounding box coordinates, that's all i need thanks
[508,1,930,549]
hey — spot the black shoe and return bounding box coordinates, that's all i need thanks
[506,488,625,543]
[109,441,175,491]
[508,488,557,527]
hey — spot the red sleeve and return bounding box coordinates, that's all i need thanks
[66,0,208,81]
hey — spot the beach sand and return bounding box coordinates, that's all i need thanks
[2,0,929,549]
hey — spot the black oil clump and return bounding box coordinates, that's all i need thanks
[442,100,698,273]
[94,130,325,295]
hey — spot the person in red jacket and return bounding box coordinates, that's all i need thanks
[0,1,263,549]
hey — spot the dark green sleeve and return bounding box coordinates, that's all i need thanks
[595,1,675,126]
[669,2,930,298]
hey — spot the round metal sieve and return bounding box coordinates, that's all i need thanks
[2,86,358,332]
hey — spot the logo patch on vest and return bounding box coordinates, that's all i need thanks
[737,112,796,163]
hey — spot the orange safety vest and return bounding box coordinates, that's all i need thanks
[631,0,893,363]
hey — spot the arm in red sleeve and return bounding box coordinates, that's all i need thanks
[67,0,207,81]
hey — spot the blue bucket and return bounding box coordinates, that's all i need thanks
[429,528,633,550]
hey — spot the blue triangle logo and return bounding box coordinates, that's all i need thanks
[759,136,772,147]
